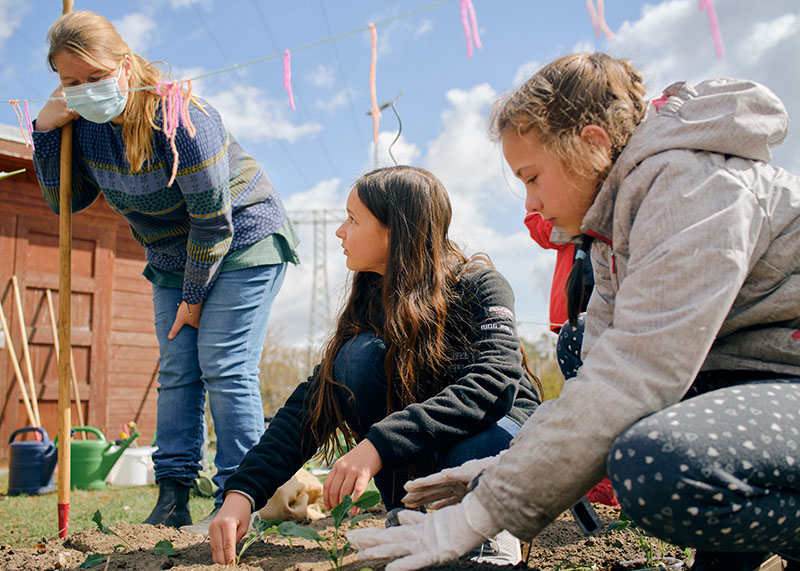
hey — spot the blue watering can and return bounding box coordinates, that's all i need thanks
[7,426,58,496]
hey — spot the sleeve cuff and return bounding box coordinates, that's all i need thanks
[224,489,257,512]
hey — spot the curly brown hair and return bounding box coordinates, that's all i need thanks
[489,52,647,181]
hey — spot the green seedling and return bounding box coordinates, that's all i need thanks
[80,510,177,568]
[235,491,381,568]
[606,511,681,569]
[275,491,381,571]
[153,539,177,555]
[236,517,284,564]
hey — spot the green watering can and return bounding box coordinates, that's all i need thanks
[57,426,140,490]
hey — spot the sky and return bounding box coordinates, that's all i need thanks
[1,0,798,349]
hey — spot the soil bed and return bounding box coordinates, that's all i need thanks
[0,504,690,570]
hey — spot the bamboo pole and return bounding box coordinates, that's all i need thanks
[0,301,38,426]
[45,289,85,429]
[57,0,75,539]
[11,276,42,426]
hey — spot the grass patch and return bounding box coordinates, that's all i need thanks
[0,469,215,546]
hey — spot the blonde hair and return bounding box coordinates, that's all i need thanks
[490,52,647,181]
[47,11,198,172]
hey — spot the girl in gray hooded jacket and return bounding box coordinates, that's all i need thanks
[348,52,800,571]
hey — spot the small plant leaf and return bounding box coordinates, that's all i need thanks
[353,491,381,510]
[278,521,323,542]
[91,511,114,536]
[331,495,354,527]
[254,518,282,532]
[79,553,107,568]
[349,513,374,527]
[153,540,176,555]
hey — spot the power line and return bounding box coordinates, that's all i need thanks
[317,0,368,151]
[251,0,341,181]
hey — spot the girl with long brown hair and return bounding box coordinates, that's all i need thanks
[32,10,299,534]
[209,165,541,565]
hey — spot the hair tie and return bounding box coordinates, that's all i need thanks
[368,23,380,143]
[9,100,33,149]
[575,249,588,261]
[155,79,197,187]
[283,50,296,111]
[460,0,482,58]
[699,0,724,59]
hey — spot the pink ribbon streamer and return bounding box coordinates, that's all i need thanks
[369,23,380,143]
[460,0,482,58]
[24,100,35,151]
[283,50,296,111]
[585,0,615,38]
[699,0,724,59]
[9,100,33,148]
[155,79,197,187]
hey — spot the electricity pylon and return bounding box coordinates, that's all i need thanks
[287,209,343,371]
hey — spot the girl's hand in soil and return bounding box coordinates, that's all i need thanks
[209,492,251,565]
[323,439,382,510]
[402,451,503,509]
[348,493,498,571]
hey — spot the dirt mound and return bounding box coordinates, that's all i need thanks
[0,504,691,570]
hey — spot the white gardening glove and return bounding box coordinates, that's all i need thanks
[347,493,502,571]
[401,451,503,509]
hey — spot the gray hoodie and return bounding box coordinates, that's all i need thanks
[473,78,800,540]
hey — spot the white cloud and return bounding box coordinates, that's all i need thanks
[415,19,434,38]
[112,13,158,56]
[315,88,357,112]
[203,83,321,143]
[283,178,344,212]
[306,64,336,89]
[606,0,800,171]
[168,0,210,8]
[363,130,422,172]
[738,13,799,66]
[0,0,30,48]
[512,60,542,88]
[271,178,350,347]
[423,84,505,197]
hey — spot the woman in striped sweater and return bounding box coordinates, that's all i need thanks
[32,10,299,535]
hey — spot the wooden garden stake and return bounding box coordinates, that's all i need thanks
[0,300,38,426]
[45,289,85,430]
[57,0,75,538]
[12,275,41,426]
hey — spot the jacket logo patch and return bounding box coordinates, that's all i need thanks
[489,305,513,319]
[792,330,800,340]
[481,323,513,334]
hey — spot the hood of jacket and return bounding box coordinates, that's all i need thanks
[583,78,790,238]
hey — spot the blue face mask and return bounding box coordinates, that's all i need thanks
[63,67,128,124]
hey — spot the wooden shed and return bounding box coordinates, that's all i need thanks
[0,124,158,460]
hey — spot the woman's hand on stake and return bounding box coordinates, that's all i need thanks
[35,86,79,132]
[402,451,503,509]
[168,301,202,340]
[323,439,382,510]
[209,492,251,565]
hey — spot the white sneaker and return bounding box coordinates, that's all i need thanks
[467,530,522,566]
[179,506,220,536]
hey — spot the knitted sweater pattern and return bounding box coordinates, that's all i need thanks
[32,100,287,303]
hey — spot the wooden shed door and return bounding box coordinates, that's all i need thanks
[7,213,114,440]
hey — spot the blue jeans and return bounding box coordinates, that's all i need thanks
[151,263,287,505]
[332,333,520,509]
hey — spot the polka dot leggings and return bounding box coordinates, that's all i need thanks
[608,381,800,562]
